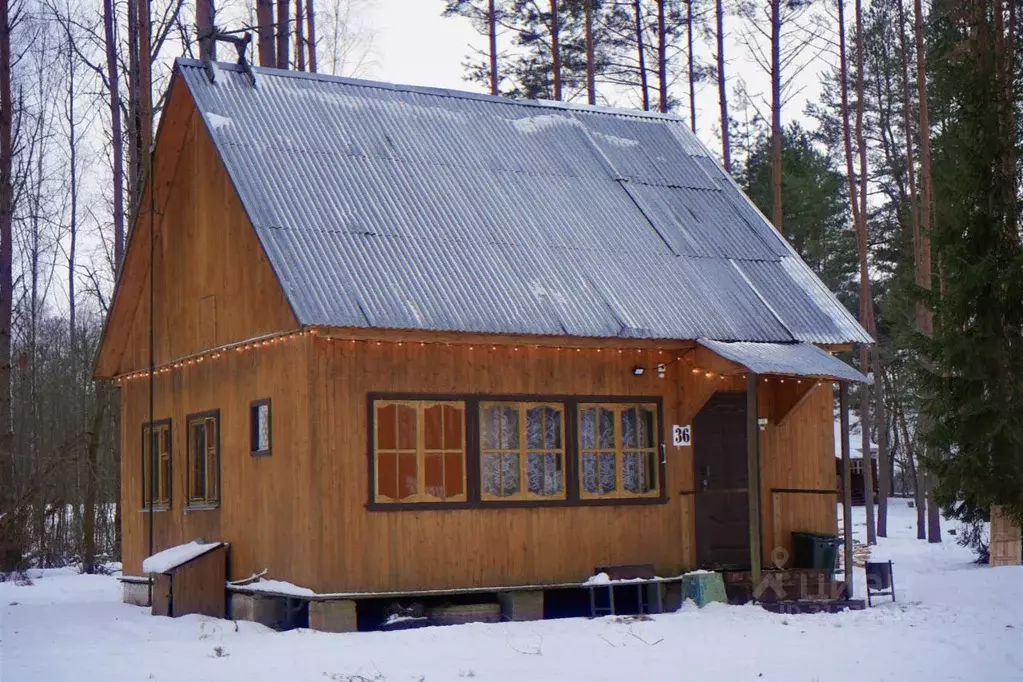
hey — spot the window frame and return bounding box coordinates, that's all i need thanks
[366,393,666,511]
[372,399,469,504]
[186,409,221,510]
[250,398,272,457]
[577,402,661,500]
[479,401,567,502]
[141,419,172,511]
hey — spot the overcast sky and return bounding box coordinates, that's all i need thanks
[366,1,486,91]
[356,0,830,157]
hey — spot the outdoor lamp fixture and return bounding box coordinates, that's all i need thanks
[757,417,768,431]
[632,366,645,376]
[656,363,667,379]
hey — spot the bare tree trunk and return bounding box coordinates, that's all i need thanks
[82,390,109,573]
[126,0,140,211]
[102,0,125,563]
[897,400,926,539]
[488,0,498,94]
[295,0,305,70]
[770,0,783,233]
[913,0,940,543]
[635,0,650,110]
[687,0,695,131]
[104,0,125,272]
[551,0,562,100]
[306,0,317,71]
[852,0,876,545]
[277,0,290,68]
[585,0,595,104]
[257,0,276,66]
[138,0,152,163]
[657,0,667,112]
[715,0,730,171]
[0,0,19,573]
[197,0,215,60]
[925,472,941,542]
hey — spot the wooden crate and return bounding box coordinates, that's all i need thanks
[151,544,228,618]
[990,506,1021,567]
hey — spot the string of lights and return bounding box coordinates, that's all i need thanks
[114,326,831,388]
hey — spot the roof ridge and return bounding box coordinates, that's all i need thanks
[175,57,694,124]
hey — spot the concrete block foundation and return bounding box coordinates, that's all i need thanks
[308,599,358,633]
[498,590,544,622]
[229,593,289,628]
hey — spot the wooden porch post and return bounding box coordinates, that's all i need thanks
[747,372,762,586]
[839,381,854,598]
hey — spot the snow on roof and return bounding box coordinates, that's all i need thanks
[142,540,224,574]
[231,579,316,598]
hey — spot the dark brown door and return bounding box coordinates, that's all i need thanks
[693,391,751,569]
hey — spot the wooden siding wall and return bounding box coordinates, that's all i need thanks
[99,80,296,378]
[307,337,838,593]
[121,336,317,581]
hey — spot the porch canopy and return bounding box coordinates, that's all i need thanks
[698,338,867,599]
[697,339,870,384]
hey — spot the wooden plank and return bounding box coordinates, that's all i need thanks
[990,506,1022,567]
[839,382,854,597]
[746,373,762,586]
[773,381,817,426]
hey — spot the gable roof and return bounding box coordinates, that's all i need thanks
[176,59,870,345]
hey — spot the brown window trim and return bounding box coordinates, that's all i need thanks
[250,398,272,457]
[141,419,172,512]
[479,401,567,502]
[577,402,661,500]
[366,393,667,511]
[372,399,468,504]
[186,409,221,510]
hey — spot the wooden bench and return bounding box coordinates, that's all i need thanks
[587,564,665,617]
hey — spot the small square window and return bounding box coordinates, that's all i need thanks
[250,399,271,456]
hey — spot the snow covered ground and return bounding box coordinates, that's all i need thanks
[1,499,1020,682]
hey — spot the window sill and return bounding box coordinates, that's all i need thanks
[367,495,668,512]
[185,503,220,512]
[139,505,170,513]
[250,449,272,457]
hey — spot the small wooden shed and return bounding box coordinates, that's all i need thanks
[990,506,1022,567]
[144,540,228,618]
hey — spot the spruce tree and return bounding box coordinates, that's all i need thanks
[923,1,1023,528]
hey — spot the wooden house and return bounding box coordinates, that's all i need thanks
[94,60,870,615]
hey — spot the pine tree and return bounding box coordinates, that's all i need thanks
[742,123,859,305]
[923,0,1023,528]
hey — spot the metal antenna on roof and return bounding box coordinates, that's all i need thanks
[198,27,257,88]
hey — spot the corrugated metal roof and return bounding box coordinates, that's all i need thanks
[178,60,872,345]
[698,339,869,383]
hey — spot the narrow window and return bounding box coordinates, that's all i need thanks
[578,403,659,499]
[373,400,466,503]
[480,402,565,501]
[141,421,172,509]
[187,411,220,507]
[250,399,272,456]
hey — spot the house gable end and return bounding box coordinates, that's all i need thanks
[94,70,298,379]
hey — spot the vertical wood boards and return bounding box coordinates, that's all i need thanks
[95,76,297,378]
[121,334,841,592]
[990,506,1022,567]
[167,544,228,618]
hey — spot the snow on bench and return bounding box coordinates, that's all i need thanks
[142,541,224,574]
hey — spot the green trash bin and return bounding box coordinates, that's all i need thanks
[792,531,843,571]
